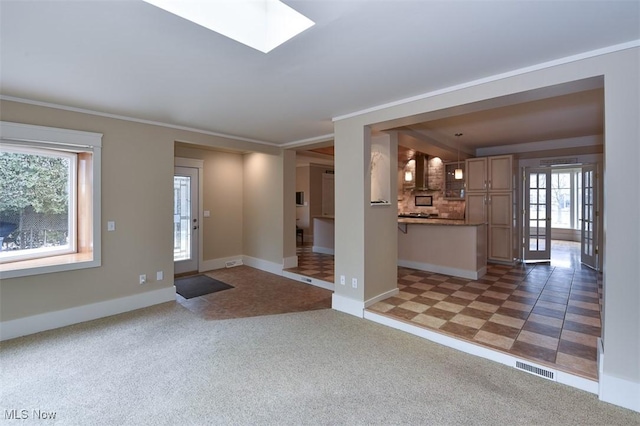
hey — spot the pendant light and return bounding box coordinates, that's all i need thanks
[454,133,463,180]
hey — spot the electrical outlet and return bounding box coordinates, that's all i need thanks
[340,275,346,285]
[352,278,357,289]
[156,271,163,281]
[139,274,147,285]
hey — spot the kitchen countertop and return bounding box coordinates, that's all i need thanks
[398,218,486,226]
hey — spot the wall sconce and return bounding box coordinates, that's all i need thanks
[404,171,413,182]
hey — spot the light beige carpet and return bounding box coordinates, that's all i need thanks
[1,303,638,425]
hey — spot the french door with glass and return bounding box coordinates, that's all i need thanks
[581,165,598,269]
[174,166,199,274]
[524,167,552,262]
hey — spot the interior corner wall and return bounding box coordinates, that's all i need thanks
[333,122,367,307]
[332,47,639,411]
[599,47,640,411]
[173,145,244,262]
[282,150,297,262]
[365,132,398,302]
[0,99,270,332]
[0,99,176,323]
[242,152,285,266]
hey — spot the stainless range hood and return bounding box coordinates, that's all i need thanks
[413,153,436,191]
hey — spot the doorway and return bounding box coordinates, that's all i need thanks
[522,164,600,270]
[174,166,199,274]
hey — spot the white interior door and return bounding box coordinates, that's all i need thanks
[581,165,598,269]
[174,166,199,274]
[524,167,551,262]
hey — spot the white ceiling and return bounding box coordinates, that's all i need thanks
[1,1,638,146]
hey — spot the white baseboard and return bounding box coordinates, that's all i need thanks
[0,286,176,341]
[365,288,399,308]
[282,255,298,269]
[397,259,484,280]
[242,255,284,276]
[200,255,244,272]
[599,373,640,412]
[364,311,598,395]
[331,293,364,318]
[282,270,335,291]
[312,246,335,255]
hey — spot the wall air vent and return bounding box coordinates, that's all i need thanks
[515,361,556,381]
[539,158,579,166]
[225,259,243,268]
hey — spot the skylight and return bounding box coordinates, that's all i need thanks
[142,0,315,53]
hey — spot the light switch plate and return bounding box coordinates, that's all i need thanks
[204,210,211,218]
[107,221,115,231]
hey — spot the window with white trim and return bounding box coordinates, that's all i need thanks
[550,168,582,230]
[0,122,102,279]
[1,145,77,262]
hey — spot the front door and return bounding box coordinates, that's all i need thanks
[524,167,552,262]
[581,165,598,269]
[174,166,199,274]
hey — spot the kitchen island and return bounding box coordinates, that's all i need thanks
[397,218,487,279]
[312,216,335,255]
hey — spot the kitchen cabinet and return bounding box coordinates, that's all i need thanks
[488,155,513,191]
[466,156,513,193]
[443,162,465,199]
[466,158,488,192]
[466,193,487,223]
[465,155,514,264]
[488,192,513,262]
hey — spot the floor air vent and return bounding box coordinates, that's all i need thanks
[225,259,243,268]
[515,361,555,381]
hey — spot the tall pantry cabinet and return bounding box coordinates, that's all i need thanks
[465,155,515,263]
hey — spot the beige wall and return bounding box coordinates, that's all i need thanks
[0,100,276,323]
[282,150,297,263]
[242,152,285,265]
[333,47,640,410]
[295,165,311,237]
[174,145,244,261]
[0,100,175,321]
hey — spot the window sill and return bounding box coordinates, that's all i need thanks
[0,252,99,279]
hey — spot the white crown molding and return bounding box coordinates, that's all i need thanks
[282,133,335,148]
[0,95,279,148]
[333,40,640,123]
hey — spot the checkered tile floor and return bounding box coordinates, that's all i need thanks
[285,244,334,283]
[369,263,602,380]
[290,242,602,380]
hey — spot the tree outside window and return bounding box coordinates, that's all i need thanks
[0,147,76,261]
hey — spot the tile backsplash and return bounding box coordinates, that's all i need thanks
[398,157,466,219]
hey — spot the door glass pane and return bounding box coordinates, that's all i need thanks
[174,176,191,262]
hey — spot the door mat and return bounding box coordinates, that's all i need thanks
[175,275,234,299]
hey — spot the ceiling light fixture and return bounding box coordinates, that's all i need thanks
[455,133,464,180]
[142,0,315,53]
